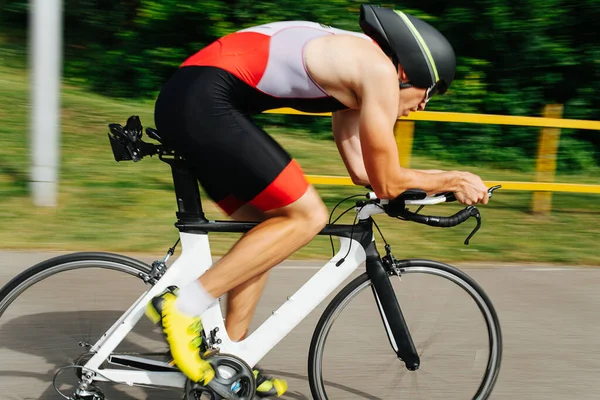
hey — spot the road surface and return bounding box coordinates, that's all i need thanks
[0,251,599,399]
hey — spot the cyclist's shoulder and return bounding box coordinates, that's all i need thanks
[305,32,392,80]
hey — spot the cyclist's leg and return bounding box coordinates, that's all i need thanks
[226,204,269,342]
[226,273,269,341]
[200,185,327,302]
[221,202,290,399]
[207,193,323,398]
[212,200,304,343]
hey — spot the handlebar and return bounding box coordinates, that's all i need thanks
[362,186,501,245]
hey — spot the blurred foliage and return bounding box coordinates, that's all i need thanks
[1,0,599,171]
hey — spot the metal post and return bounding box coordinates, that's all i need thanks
[532,104,563,215]
[394,120,415,168]
[30,0,63,206]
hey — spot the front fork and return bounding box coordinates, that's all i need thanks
[365,242,420,371]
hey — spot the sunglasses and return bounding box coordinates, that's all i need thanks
[399,81,442,103]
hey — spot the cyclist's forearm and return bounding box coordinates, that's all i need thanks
[343,163,369,186]
[365,169,445,195]
[376,168,460,198]
[404,169,461,194]
[351,175,370,186]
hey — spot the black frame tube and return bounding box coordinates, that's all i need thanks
[365,242,420,370]
[163,156,206,217]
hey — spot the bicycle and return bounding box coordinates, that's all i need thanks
[0,116,502,400]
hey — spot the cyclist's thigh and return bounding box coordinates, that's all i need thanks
[193,110,311,215]
[230,204,266,222]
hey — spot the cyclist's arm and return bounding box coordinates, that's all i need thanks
[332,109,370,186]
[332,108,445,184]
[352,58,460,199]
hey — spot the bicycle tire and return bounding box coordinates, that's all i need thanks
[0,252,152,308]
[308,259,502,400]
[0,252,169,400]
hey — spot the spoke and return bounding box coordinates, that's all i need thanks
[416,367,461,386]
[418,325,487,362]
[383,364,406,398]
[417,328,444,358]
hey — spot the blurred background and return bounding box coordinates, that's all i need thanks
[0,0,598,262]
[1,2,600,400]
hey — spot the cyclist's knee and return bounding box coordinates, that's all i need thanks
[297,198,328,236]
[305,192,329,232]
[267,186,328,234]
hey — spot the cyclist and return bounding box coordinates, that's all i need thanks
[146,4,489,397]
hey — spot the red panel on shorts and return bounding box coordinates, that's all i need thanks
[250,160,310,212]
[181,32,270,87]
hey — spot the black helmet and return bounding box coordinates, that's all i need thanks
[359,4,456,95]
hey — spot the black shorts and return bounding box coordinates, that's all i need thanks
[154,66,309,215]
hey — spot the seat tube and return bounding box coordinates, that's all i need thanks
[166,158,205,218]
[365,242,420,370]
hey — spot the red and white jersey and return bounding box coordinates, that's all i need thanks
[181,21,371,101]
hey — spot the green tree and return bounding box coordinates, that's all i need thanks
[1,0,598,170]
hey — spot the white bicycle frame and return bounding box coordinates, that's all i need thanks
[79,196,445,389]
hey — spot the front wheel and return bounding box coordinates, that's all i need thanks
[308,259,502,400]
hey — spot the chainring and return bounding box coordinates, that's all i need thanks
[185,353,256,400]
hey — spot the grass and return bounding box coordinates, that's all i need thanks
[1,62,599,265]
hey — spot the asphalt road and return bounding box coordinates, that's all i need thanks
[1,251,599,399]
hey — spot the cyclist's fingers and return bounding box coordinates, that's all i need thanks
[479,192,489,205]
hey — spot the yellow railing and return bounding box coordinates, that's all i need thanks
[306,176,600,194]
[264,108,600,130]
[264,107,600,213]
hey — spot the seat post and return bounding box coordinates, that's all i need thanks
[164,158,207,222]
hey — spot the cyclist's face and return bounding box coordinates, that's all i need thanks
[398,86,427,116]
[397,68,428,117]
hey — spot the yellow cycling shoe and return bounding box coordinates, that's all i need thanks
[146,287,215,385]
[253,368,288,398]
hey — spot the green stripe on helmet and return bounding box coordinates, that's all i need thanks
[393,10,439,84]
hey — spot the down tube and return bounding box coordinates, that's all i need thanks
[85,232,215,371]
[219,236,367,367]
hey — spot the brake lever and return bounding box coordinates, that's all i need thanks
[464,207,482,245]
[462,186,501,245]
[488,185,501,198]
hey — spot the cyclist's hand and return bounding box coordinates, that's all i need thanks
[453,171,489,205]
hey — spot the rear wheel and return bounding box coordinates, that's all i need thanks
[0,252,182,400]
[308,259,502,400]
